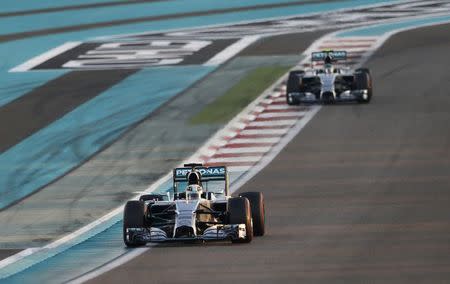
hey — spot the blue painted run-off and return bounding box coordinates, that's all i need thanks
[1,0,307,36]
[0,65,214,210]
[2,0,120,13]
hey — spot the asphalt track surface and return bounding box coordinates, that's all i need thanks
[91,23,450,284]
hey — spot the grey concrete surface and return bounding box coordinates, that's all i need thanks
[0,55,299,248]
[90,23,450,284]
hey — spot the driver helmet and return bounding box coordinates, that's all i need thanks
[324,54,334,74]
[187,171,201,185]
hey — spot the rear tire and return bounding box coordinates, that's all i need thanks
[239,192,265,236]
[123,201,146,247]
[228,197,253,243]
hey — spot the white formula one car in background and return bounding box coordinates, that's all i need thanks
[286,50,373,104]
[123,163,265,246]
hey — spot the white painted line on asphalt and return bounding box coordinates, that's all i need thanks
[0,248,40,270]
[204,35,260,66]
[9,42,81,72]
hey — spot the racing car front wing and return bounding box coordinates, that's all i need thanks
[125,224,247,243]
[287,89,369,104]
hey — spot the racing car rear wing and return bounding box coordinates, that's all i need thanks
[173,166,228,182]
[173,165,229,196]
[311,50,347,61]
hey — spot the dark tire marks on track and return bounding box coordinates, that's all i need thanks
[91,23,450,284]
[0,69,137,153]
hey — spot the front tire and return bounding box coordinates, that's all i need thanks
[239,192,265,236]
[286,70,304,105]
[354,69,373,103]
[228,197,253,243]
[123,201,146,247]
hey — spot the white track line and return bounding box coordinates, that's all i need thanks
[204,35,260,66]
[9,42,81,72]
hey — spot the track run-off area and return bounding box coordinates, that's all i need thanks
[0,1,450,283]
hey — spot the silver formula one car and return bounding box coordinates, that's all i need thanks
[123,163,265,246]
[286,50,373,104]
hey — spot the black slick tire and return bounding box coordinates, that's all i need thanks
[123,201,146,247]
[354,69,373,103]
[239,192,265,236]
[228,197,253,243]
[286,70,304,105]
